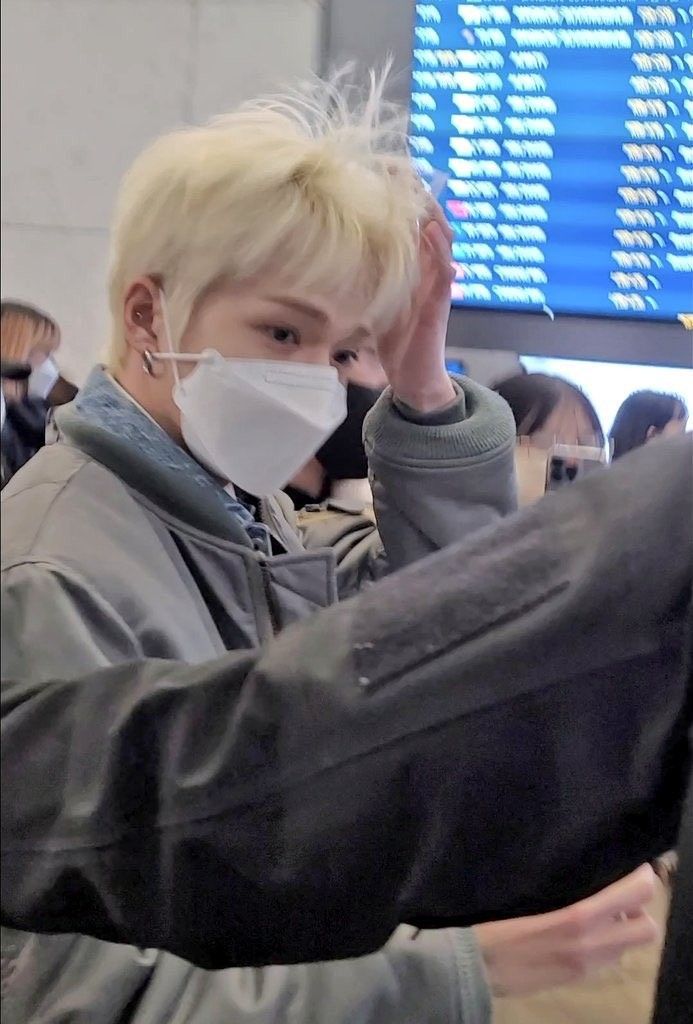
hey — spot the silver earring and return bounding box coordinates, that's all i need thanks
[142,350,156,377]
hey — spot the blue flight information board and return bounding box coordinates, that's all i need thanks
[410,2,693,321]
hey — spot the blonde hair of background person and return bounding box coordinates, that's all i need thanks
[1,300,60,401]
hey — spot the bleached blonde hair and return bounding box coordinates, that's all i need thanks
[107,67,428,366]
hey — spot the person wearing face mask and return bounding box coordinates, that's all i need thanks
[493,373,605,506]
[1,71,692,1024]
[1,74,516,1024]
[0,300,63,485]
[285,345,385,512]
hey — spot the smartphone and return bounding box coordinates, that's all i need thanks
[545,444,606,493]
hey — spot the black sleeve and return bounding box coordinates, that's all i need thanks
[1,397,48,481]
[2,435,691,969]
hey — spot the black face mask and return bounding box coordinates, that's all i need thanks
[316,382,382,481]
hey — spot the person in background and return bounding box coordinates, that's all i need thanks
[0,300,63,482]
[285,343,386,511]
[610,390,688,461]
[493,372,605,506]
[493,372,604,450]
[1,360,31,487]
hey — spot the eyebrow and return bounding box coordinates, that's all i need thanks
[265,296,329,325]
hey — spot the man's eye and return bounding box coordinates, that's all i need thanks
[333,349,359,366]
[265,326,300,345]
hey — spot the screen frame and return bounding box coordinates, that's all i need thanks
[321,0,692,368]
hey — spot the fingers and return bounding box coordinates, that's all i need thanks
[424,220,452,262]
[423,198,454,246]
[421,221,455,290]
[474,884,661,999]
[581,911,660,973]
[570,864,657,929]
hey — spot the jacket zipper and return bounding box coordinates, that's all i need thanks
[254,499,281,637]
[258,559,281,637]
[257,498,271,529]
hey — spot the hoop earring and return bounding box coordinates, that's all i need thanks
[142,350,157,377]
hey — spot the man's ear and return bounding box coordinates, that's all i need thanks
[123,278,162,356]
[645,424,659,442]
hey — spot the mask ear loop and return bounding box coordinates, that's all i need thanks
[144,291,212,378]
[158,289,181,389]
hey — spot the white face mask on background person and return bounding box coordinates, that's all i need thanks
[151,292,347,496]
[28,357,60,400]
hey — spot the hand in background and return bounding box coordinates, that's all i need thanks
[475,864,659,998]
[377,201,456,414]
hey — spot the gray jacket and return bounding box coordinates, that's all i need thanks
[1,377,517,1024]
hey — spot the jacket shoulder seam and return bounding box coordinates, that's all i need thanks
[2,453,101,560]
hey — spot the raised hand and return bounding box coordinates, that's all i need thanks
[377,201,457,413]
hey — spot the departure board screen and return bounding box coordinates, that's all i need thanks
[410,2,693,321]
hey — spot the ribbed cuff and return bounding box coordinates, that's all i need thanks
[393,380,467,426]
[365,374,516,465]
[450,929,492,1024]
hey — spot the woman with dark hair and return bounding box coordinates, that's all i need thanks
[493,373,605,505]
[494,373,605,449]
[610,390,688,461]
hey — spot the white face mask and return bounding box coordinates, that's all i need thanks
[153,293,347,496]
[28,357,60,399]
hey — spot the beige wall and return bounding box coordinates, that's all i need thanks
[1,0,323,383]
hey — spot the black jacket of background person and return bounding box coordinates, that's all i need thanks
[0,396,48,487]
[2,434,692,1022]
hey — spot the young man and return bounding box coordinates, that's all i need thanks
[2,73,691,1024]
[0,73,518,1024]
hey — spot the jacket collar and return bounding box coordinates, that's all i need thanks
[54,405,257,546]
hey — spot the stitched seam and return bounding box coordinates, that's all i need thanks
[361,580,568,691]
